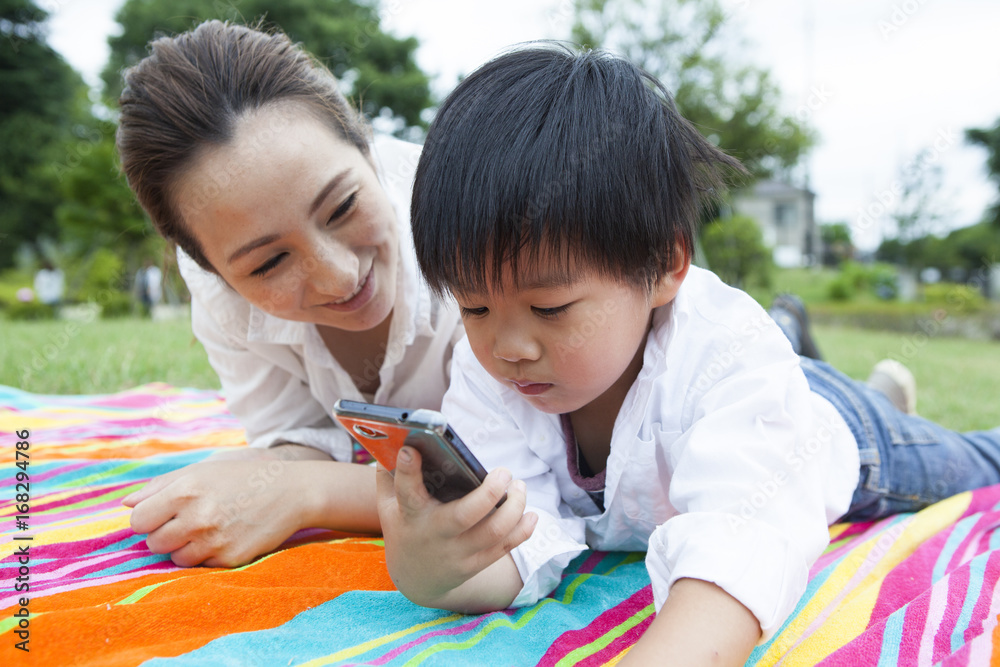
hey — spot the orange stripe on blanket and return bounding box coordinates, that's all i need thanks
[0,538,394,667]
[8,432,247,461]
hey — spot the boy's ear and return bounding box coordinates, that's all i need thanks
[650,247,692,308]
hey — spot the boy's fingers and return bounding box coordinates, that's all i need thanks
[465,478,531,549]
[449,467,513,531]
[391,447,435,513]
[498,510,538,556]
[374,462,397,508]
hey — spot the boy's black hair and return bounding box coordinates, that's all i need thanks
[411,42,746,295]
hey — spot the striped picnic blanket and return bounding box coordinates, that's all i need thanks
[1,382,999,665]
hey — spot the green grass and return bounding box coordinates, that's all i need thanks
[745,267,837,306]
[0,316,995,433]
[0,316,219,395]
[815,324,998,432]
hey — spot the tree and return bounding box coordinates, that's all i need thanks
[890,148,950,245]
[101,0,432,131]
[966,118,1000,228]
[701,214,772,289]
[0,0,89,268]
[819,222,852,267]
[570,0,814,180]
[948,223,1000,274]
[53,119,157,271]
[877,223,999,277]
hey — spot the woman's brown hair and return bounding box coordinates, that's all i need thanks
[116,20,370,272]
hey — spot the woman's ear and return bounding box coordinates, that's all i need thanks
[650,246,691,308]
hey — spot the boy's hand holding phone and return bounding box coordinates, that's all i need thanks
[376,445,537,613]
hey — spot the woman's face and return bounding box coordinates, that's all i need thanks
[172,104,398,331]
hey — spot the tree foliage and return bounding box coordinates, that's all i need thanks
[819,222,852,267]
[966,118,1000,228]
[570,0,814,180]
[101,0,432,130]
[0,0,89,268]
[876,222,1000,275]
[53,119,155,263]
[701,214,772,289]
[889,148,950,245]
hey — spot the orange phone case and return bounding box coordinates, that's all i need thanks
[333,401,495,504]
[335,416,425,472]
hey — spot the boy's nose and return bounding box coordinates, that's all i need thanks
[492,331,541,363]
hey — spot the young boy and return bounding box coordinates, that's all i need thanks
[376,44,1000,665]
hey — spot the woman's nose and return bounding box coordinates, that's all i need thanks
[305,241,358,297]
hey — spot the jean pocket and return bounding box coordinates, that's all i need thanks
[876,399,940,447]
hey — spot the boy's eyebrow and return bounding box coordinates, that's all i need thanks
[521,270,576,290]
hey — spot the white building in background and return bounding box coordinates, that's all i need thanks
[732,180,817,268]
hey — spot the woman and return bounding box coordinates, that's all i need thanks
[115,20,463,567]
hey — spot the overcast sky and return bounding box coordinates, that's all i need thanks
[42,0,1000,250]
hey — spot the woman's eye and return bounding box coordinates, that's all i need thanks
[329,193,357,224]
[251,253,287,277]
[532,304,570,319]
[460,306,489,318]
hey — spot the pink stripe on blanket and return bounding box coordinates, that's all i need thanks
[30,482,135,513]
[537,585,653,667]
[965,550,1000,644]
[574,551,610,575]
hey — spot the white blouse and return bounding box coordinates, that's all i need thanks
[441,265,860,641]
[177,135,464,461]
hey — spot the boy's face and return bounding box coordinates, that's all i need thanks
[453,255,685,416]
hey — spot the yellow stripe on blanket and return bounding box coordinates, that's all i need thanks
[2,510,133,547]
[771,492,972,665]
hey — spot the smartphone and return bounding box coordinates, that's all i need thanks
[332,399,499,504]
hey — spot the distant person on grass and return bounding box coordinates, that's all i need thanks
[33,260,64,308]
[133,259,162,316]
[379,44,1000,666]
[114,21,462,567]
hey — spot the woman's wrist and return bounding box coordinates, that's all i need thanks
[295,460,380,534]
[270,442,335,461]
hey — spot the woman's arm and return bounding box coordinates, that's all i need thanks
[618,578,760,667]
[123,453,379,567]
[124,257,379,567]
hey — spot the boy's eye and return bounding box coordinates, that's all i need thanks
[251,253,287,277]
[532,304,571,319]
[460,306,489,318]
[329,193,357,224]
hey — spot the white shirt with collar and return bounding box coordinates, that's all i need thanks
[177,134,464,461]
[441,265,860,641]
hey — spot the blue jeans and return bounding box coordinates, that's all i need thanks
[771,304,1000,521]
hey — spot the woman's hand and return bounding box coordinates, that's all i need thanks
[122,446,379,567]
[376,446,536,613]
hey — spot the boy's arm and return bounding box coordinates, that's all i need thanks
[377,446,536,612]
[619,578,760,667]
